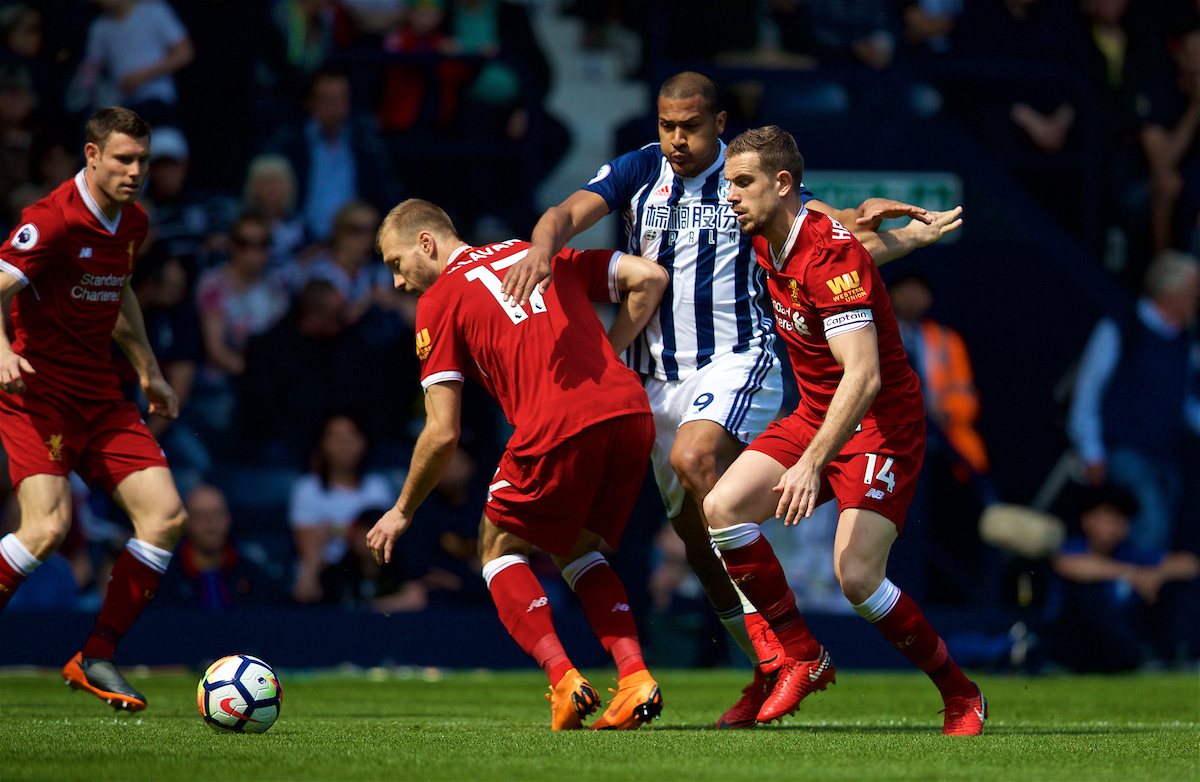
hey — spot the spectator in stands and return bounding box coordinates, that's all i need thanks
[1141,24,1200,255]
[1066,250,1200,552]
[0,64,34,214]
[240,280,382,465]
[193,213,291,444]
[774,0,897,70]
[288,414,395,604]
[155,484,283,610]
[126,249,209,493]
[1048,484,1200,671]
[890,274,992,488]
[5,131,78,227]
[302,200,398,326]
[266,67,400,242]
[142,127,235,264]
[73,0,195,125]
[273,0,345,75]
[242,154,308,270]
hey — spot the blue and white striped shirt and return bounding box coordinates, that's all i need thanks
[585,142,813,381]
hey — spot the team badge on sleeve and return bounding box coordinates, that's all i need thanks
[12,223,38,251]
[588,164,611,185]
[415,328,432,360]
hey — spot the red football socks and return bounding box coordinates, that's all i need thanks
[572,562,646,679]
[717,533,821,661]
[488,561,574,686]
[0,555,27,612]
[871,591,975,700]
[81,549,164,660]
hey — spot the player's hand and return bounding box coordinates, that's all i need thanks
[773,456,823,525]
[855,198,931,231]
[905,206,963,248]
[0,351,35,395]
[367,506,413,565]
[500,245,553,306]
[142,374,179,419]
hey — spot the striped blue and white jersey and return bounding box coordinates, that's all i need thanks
[585,141,813,381]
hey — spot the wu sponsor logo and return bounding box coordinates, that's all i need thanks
[415,329,432,360]
[825,271,860,295]
[527,596,549,612]
[79,247,93,258]
[45,434,63,461]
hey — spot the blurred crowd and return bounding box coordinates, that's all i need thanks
[1,0,1199,673]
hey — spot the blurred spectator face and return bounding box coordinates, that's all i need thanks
[320,415,368,473]
[39,142,79,187]
[297,282,349,337]
[186,485,232,558]
[149,157,188,201]
[250,171,293,220]
[1,6,42,59]
[1079,502,1130,557]
[1080,0,1129,26]
[0,75,35,128]
[156,257,189,307]
[229,219,271,278]
[889,277,934,323]
[1177,30,1200,79]
[333,203,380,265]
[308,74,352,136]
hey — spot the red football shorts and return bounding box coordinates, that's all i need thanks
[746,416,925,531]
[484,412,654,557]
[0,388,169,494]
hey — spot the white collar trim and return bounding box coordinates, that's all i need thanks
[74,169,121,235]
[769,205,808,271]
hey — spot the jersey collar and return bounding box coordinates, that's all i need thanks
[769,204,809,271]
[74,169,121,235]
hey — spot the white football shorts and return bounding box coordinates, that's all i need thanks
[645,346,783,517]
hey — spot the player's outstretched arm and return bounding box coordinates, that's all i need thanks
[870,207,963,265]
[503,190,610,306]
[368,381,462,565]
[0,270,35,394]
[774,324,881,524]
[112,281,178,418]
[608,253,669,353]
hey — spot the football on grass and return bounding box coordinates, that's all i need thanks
[197,655,282,733]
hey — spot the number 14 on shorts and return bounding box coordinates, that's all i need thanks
[863,453,896,494]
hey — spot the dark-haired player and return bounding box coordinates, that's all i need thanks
[502,70,963,727]
[704,125,985,735]
[0,107,188,711]
[367,199,668,730]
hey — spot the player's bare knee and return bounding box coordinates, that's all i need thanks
[27,511,72,558]
[670,446,719,498]
[701,487,737,530]
[837,562,883,605]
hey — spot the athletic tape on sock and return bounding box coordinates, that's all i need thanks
[560,551,606,592]
[0,533,40,575]
[125,538,173,574]
[481,553,530,589]
[853,578,902,623]
[708,522,762,551]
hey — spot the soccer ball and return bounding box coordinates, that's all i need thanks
[196,655,282,733]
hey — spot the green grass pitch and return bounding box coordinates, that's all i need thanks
[2,668,1197,781]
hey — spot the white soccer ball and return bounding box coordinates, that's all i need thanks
[196,655,282,733]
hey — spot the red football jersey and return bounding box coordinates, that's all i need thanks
[752,208,923,431]
[415,240,651,457]
[0,171,148,400]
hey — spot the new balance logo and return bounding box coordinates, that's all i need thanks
[865,488,886,500]
[611,602,630,613]
[527,597,549,612]
[79,247,93,258]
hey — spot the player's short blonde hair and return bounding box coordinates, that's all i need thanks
[377,199,460,253]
